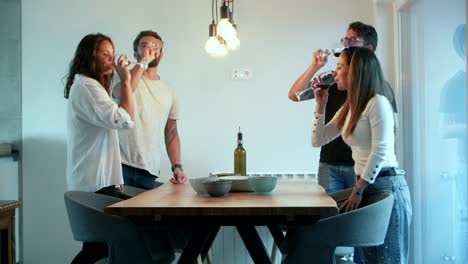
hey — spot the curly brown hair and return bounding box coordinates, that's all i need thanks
[64,33,114,99]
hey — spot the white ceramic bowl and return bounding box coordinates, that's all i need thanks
[247,176,278,195]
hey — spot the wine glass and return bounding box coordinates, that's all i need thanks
[115,54,149,70]
[330,42,346,57]
[319,49,331,60]
[295,85,315,101]
[295,70,335,101]
[319,42,345,59]
[311,70,335,89]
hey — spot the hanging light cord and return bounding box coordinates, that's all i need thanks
[211,0,215,23]
[215,0,219,24]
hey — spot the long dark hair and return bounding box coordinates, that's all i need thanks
[64,33,114,99]
[335,47,386,137]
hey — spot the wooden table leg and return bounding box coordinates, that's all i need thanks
[268,225,285,247]
[200,224,219,261]
[178,224,217,264]
[236,225,271,264]
[268,225,286,262]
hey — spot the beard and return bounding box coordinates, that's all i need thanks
[148,57,159,68]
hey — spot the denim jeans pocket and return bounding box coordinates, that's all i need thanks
[365,176,393,196]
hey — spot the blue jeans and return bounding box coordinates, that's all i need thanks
[362,174,412,264]
[122,164,164,190]
[317,162,356,194]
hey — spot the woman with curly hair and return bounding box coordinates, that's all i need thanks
[64,33,134,263]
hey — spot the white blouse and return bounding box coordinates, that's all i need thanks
[66,74,134,192]
[311,95,398,184]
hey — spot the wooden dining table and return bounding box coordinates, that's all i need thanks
[105,179,338,264]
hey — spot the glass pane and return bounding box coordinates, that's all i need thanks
[399,0,466,262]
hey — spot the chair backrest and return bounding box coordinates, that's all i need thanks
[282,193,394,264]
[65,191,122,242]
[328,188,353,208]
[328,193,394,246]
[64,191,175,264]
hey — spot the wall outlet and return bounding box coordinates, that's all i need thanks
[232,68,253,80]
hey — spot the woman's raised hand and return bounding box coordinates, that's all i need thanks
[114,54,131,83]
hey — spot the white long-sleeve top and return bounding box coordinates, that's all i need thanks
[66,74,134,192]
[311,95,398,184]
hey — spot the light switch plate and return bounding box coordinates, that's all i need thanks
[232,68,253,80]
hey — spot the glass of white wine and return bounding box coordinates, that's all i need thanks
[115,54,149,70]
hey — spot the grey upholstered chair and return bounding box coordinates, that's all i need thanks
[271,187,355,262]
[328,188,355,261]
[281,193,394,264]
[64,191,175,264]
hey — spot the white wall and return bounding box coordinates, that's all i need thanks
[22,0,374,263]
[374,2,395,88]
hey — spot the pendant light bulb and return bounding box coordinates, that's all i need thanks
[217,1,237,41]
[205,36,220,55]
[205,0,239,58]
[226,37,240,51]
[217,19,237,41]
[212,37,228,58]
[205,21,221,56]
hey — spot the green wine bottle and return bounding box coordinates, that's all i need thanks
[234,128,246,175]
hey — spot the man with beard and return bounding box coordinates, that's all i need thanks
[113,30,186,189]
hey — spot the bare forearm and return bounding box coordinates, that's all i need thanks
[166,129,186,184]
[166,135,181,165]
[165,121,181,165]
[130,66,146,92]
[288,64,320,101]
[114,68,143,97]
[118,80,134,119]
